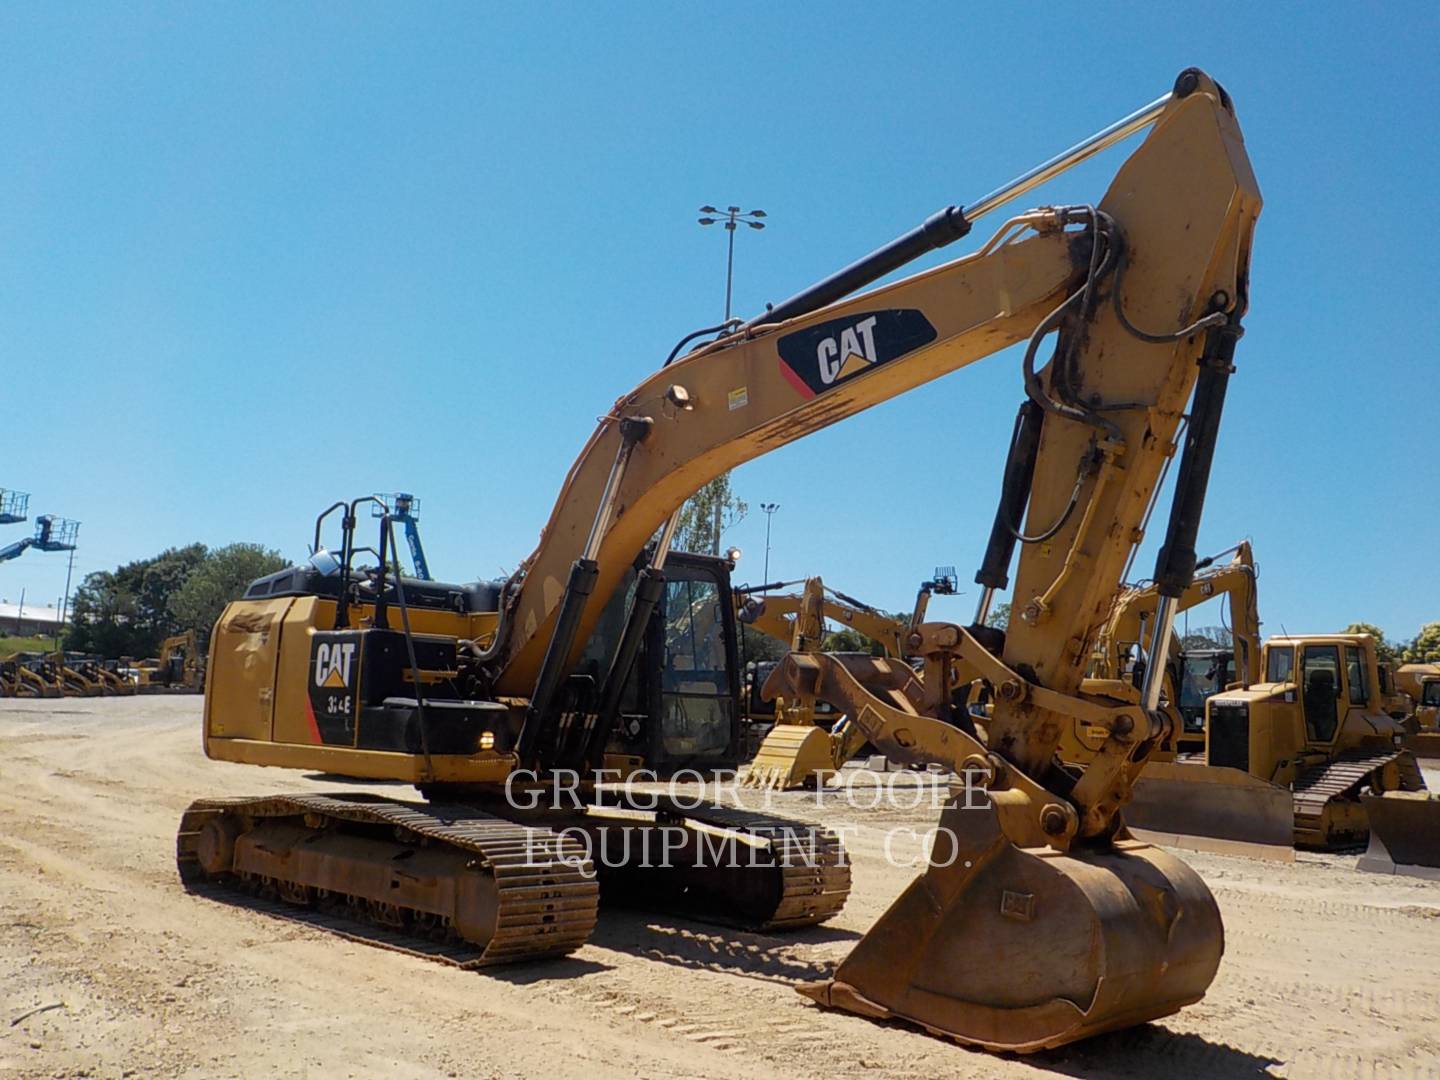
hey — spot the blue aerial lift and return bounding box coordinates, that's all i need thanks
[372,492,430,580]
[0,489,30,526]
[0,515,80,563]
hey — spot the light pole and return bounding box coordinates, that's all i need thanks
[697,205,766,322]
[56,545,76,649]
[761,502,779,588]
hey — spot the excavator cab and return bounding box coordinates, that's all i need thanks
[1176,646,1234,734]
[586,549,743,772]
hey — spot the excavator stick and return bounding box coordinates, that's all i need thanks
[1358,792,1440,880]
[742,723,836,790]
[1125,762,1295,862]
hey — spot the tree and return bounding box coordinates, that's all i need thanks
[1341,621,1400,664]
[673,475,747,556]
[739,624,788,665]
[171,543,288,644]
[1403,622,1440,664]
[986,602,1010,632]
[65,544,208,658]
[1182,625,1232,649]
[822,627,886,655]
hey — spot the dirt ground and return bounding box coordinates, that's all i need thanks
[3,697,1439,1079]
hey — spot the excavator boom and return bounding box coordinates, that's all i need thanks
[764,69,1259,1050]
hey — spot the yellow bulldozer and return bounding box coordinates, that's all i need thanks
[1122,632,1432,861]
[1395,662,1440,756]
[182,70,1259,1052]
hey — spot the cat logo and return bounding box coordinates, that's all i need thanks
[816,315,879,385]
[314,641,357,689]
[776,309,938,399]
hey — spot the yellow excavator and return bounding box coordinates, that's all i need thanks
[132,632,205,693]
[183,70,1257,1053]
[745,544,1259,791]
[738,576,926,789]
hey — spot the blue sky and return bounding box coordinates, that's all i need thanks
[2,4,1435,642]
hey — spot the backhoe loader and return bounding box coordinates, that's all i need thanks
[183,69,1257,1053]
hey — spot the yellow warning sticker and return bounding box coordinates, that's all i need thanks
[728,386,749,410]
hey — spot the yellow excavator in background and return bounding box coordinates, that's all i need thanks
[745,544,1261,791]
[132,632,205,693]
[1083,541,1260,748]
[738,577,914,788]
[183,70,1257,1053]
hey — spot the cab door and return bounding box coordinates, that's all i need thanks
[1298,643,1343,746]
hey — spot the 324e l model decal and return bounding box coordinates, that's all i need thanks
[776,309,938,398]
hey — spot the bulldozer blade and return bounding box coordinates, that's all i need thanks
[1124,761,1295,862]
[1358,792,1440,880]
[799,798,1222,1053]
[1401,732,1440,760]
[741,724,835,790]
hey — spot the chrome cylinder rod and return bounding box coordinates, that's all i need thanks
[963,93,1172,226]
[652,512,681,571]
[973,586,996,628]
[1139,594,1179,713]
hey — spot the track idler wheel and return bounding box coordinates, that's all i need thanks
[799,797,1223,1052]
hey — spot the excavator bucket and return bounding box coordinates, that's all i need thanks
[1123,762,1295,861]
[799,798,1223,1052]
[1358,792,1440,880]
[742,724,835,790]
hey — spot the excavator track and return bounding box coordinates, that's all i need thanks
[487,792,851,931]
[177,793,599,967]
[663,800,851,929]
[1292,750,1425,846]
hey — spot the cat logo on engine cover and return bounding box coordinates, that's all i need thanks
[308,632,363,744]
[776,309,938,398]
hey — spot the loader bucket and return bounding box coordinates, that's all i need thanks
[1401,732,1440,760]
[1358,792,1440,880]
[742,724,834,790]
[800,797,1223,1052]
[1123,761,1295,862]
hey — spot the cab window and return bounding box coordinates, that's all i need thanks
[1266,646,1295,684]
[1301,644,1342,742]
[1423,682,1440,708]
[1344,646,1368,706]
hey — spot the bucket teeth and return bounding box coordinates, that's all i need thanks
[742,724,834,791]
